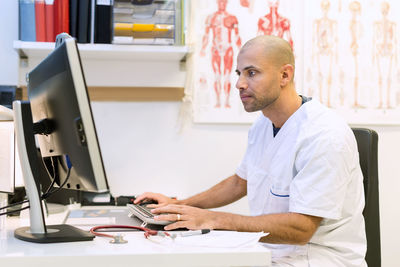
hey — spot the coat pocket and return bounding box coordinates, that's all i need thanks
[264,183,290,214]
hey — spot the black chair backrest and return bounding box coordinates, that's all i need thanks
[352,128,381,267]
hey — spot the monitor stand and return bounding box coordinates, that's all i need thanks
[12,101,94,243]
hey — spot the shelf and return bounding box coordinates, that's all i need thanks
[14,41,189,88]
[13,41,189,62]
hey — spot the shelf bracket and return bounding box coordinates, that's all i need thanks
[16,48,28,60]
[16,48,29,68]
[179,54,187,71]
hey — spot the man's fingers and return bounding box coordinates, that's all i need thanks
[134,192,161,204]
[147,202,167,209]
[134,193,152,204]
[153,213,186,222]
[152,204,185,214]
[133,197,143,204]
[164,221,187,231]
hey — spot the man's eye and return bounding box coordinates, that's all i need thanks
[248,70,256,77]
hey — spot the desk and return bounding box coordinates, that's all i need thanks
[0,207,271,267]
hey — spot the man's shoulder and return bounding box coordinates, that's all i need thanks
[303,100,345,124]
[300,101,354,147]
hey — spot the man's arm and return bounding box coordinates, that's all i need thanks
[153,205,322,245]
[134,174,247,209]
[214,211,322,245]
[179,174,247,209]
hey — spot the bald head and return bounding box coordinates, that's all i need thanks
[240,35,295,76]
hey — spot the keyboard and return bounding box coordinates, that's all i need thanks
[127,203,171,225]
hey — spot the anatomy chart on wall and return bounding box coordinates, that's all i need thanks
[190,0,304,123]
[190,0,400,124]
[303,0,400,124]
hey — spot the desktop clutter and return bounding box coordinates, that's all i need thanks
[92,195,268,246]
[64,195,210,243]
[7,191,267,247]
[90,207,266,248]
[90,196,179,242]
[4,183,268,247]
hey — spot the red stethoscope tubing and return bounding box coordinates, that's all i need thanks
[90,225,169,239]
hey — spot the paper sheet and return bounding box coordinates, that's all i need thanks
[150,230,269,249]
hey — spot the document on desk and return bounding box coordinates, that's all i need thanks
[156,231,269,249]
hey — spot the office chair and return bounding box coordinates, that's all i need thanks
[352,128,381,267]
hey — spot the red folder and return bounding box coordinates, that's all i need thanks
[54,0,69,37]
[45,0,55,42]
[35,0,46,42]
[60,0,69,34]
[53,0,60,36]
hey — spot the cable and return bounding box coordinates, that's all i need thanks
[0,205,30,216]
[0,166,72,217]
[43,156,57,196]
[0,161,65,212]
[44,178,57,197]
[90,225,171,240]
[41,166,71,200]
[0,199,28,211]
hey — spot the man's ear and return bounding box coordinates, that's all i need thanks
[280,64,294,86]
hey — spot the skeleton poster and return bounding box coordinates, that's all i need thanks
[303,0,400,124]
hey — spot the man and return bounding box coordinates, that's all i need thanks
[200,0,242,108]
[135,35,367,266]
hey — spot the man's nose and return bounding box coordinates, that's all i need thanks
[236,75,247,90]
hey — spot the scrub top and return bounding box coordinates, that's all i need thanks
[236,99,367,267]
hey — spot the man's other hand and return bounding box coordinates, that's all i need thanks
[134,192,177,208]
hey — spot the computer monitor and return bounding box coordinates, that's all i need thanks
[13,34,109,243]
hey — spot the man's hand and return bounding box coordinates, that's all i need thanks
[134,192,177,208]
[151,204,219,231]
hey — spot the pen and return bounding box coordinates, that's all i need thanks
[180,229,211,237]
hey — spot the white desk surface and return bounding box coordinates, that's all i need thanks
[0,206,271,267]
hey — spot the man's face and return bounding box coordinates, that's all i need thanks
[235,45,281,113]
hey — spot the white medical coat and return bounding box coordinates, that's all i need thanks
[236,99,367,266]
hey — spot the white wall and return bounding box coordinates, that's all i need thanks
[0,0,19,85]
